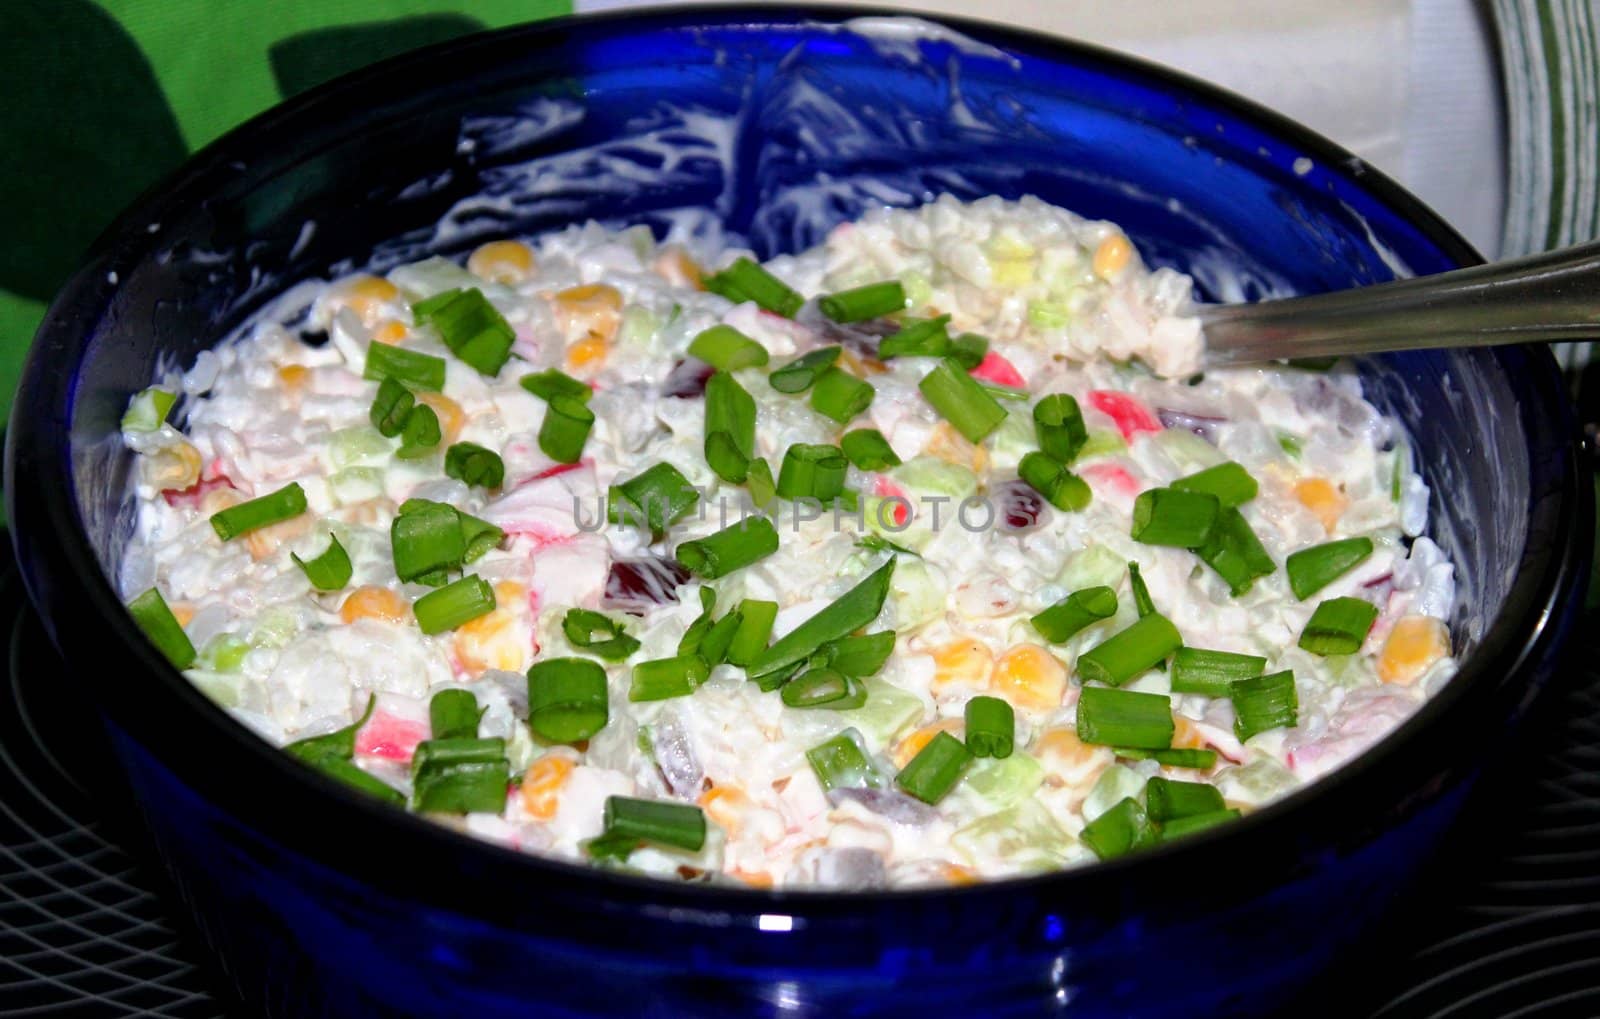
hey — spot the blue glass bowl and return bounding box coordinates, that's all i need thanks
[6,8,1590,1016]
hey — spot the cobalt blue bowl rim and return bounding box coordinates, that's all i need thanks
[5,3,1589,929]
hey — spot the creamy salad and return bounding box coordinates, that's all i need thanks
[117,195,1457,888]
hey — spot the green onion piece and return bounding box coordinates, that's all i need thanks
[895,731,973,804]
[429,688,481,741]
[919,358,1008,442]
[809,367,875,423]
[1170,647,1266,697]
[1018,452,1091,511]
[390,499,466,582]
[704,432,749,484]
[1232,669,1299,741]
[1127,561,1156,617]
[286,696,377,763]
[1286,537,1375,600]
[677,587,718,659]
[629,654,711,702]
[768,346,842,394]
[747,561,895,680]
[444,442,505,489]
[413,575,496,634]
[538,395,594,464]
[676,517,780,579]
[311,757,406,805]
[412,287,514,376]
[291,534,353,591]
[950,332,989,371]
[561,609,640,661]
[126,587,197,668]
[698,609,744,667]
[726,600,779,667]
[595,796,707,854]
[688,324,770,370]
[1031,586,1118,643]
[704,370,757,483]
[1146,776,1226,822]
[1195,507,1277,595]
[751,661,802,693]
[819,280,906,323]
[776,443,848,501]
[816,631,895,678]
[1112,746,1218,769]
[410,736,506,779]
[1130,488,1220,547]
[806,729,883,791]
[527,657,610,742]
[1077,613,1183,686]
[210,483,307,541]
[703,257,805,318]
[1278,432,1303,459]
[856,534,919,558]
[1076,686,1174,749]
[1298,598,1378,656]
[610,462,699,538]
[964,695,1014,758]
[780,667,866,709]
[1080,796,1156,860]
[460,508,504,565]
[879,315,953,359]
[1158,809,1242,841]
[1033,394,1088,464]
[369,377,416,437]
[364,341,446,391]
[1172,461,1259,508]
[396,404,443,460]
[520,368,592,403]
[410,737,508,813]
[121,387,177,432]
[745,457,776,508]
[840,429,901,471]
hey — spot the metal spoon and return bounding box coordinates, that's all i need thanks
[1199,241,1600,366]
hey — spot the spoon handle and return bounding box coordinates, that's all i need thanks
[1198,241,1600,366]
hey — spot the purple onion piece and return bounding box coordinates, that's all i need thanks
[603,555,691,615]
[991,479,1046,532]
[650,709,704,797]
[813,847,888,890]
[661,357,714,399]
[797,302,896,358]
[1156,408,1227,443]
[827,787,937,826]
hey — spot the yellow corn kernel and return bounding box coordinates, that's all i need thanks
[521,754,574,820]
[333,274,399,325]
[1293,477,1347,533]
[167,602,196,628]
[931,638,995,692]
[453,605,525,674]
[699,786,748,836]
[468,240,536,284]
[731,868,775,889]
[1033,727,1111,789]
[340,586,410,625]
[892,718,963,769]
[145,441,203,490]
[371,320,408,345]
[565,334,608,371]
[992,643,1067,710]
[1378,615,1450,685]
[553,283,623,353]
[653,245,703,289]
[415,391,465,445]
[493,580,526,607]
[1092,234,1133,280]
[277,364,310,389]
[245,513,311,561]
[923,421,989,474]
[941,863,979,886]
[838,347,887,377]
[1171,715,1210,751]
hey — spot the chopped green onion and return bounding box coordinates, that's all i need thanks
[809,367,875,423]
[629,654,711,702]
[1130,488,1219,547]
[291,534,353,591]
[1232,669,1298,741]
[950,332,989,371]
[676,587,718,659]
[675,517,780,579]
[918,357,1007,442]
[1112,746,1218,769]
[1127,561,1156,617]
[369,377,415,437]
[412,574,496,635]
[702,257,804,317]
[286,696,376,763]
[1278,432,1303,459]
[364,341,446,391]
[1076,613,1183,686]
[1076,686,1174,749]
[410,737,508,813]
[964,695,1014,758]
[687,324,769,370]
[1157,809,1242,841]
[806,729,882,791]
[412,287,514,376]
[780,667,866,709]
[429,688,481,741]
[855,534,920,558]
[1019,452,1091,511]
[121,387,177,432]
[840,429,901,471]
[768,346,841,394]
[1285,537,1375,600]
[210,482,307,541]
[894,730,972,804]
[444,442,505,489]
[561,609,640,661]
[816,631,895,678]
[1298,598,1378,656]
[726,599,779,667]
[1172,462,1258,508]
[704,371,756,483]
[538,395,594,464]
[819,280,906,322]
[745,457,776,507]
[594,796,707,854]
[1080,796,1155,860]
[879,315,952,359]
[1195,507,1276,595]
[698,609,744,667]
[1031,586,1118,643]
[527,657,610,742]
[396,404,442,460]
[520,368,592,403]
[747,561,895,680]
[1145,776,1226,822]
[609,462,699,538]
[126,587,196,668]
[704,431,749,484]
[776,443,848,501]
[311,757,406,805]
[1033,394,1087,464]
[1170,647,1266,697]
[751,662,802,693]
[391,499,466,582]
